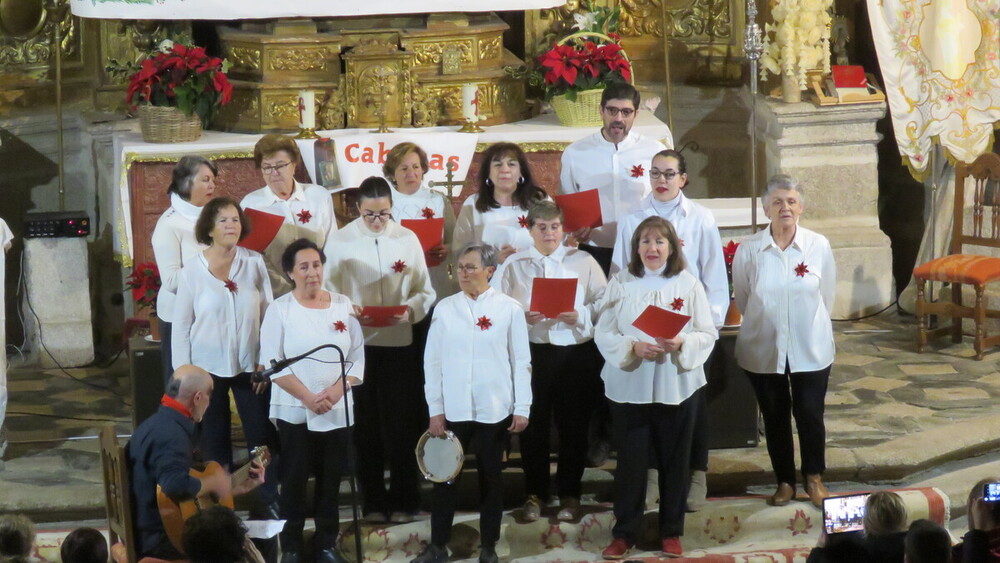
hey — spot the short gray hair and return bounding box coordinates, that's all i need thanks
[168,155,217,200]
[763,174,804,202]
[457,242,498,268]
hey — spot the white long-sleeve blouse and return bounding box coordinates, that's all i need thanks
[151,193,207,323]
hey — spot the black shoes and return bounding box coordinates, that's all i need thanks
[410,544,449,563]
[479,545,499,563]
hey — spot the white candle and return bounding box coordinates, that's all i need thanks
[461,84,479,122]
[298,90,316,130]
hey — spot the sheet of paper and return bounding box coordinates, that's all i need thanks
[244,520,286,539]
[361,305,409,328]
[239,208,284,253]
[553,190,603,232]
[631,305,690,340]
[530,278,577,319]
[400,218,445,267]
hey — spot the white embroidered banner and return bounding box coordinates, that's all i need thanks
[71,0,563,19]
[867,0,1000,179]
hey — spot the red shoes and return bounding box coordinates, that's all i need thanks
[661,537,683,558]
[601,538,634,560]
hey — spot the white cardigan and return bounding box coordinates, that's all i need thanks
[151,194,206,323]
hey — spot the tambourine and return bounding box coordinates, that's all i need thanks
[415,430,464,483]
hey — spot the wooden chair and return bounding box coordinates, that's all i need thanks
[914,152,1000,359]
[101,425,138,563]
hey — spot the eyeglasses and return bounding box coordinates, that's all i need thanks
[261,162,292,174]
[649,169,679,180]
[361,211,392,222]
[455,264,481,273]
[603,106,635,118]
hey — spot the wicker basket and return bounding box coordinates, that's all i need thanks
[551,88,605,127]
[137,105,202,143]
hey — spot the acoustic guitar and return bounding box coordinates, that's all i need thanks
[157,446,271,553]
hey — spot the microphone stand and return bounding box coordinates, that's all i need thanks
[258,343,364,563]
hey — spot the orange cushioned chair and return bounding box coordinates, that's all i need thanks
[914,152,1000,359]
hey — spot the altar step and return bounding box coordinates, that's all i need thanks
[328,487,948,562]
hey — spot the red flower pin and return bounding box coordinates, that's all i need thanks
[630,164,644,178]
[476,316,492,331]
[333,320,347,332]
[795,262,809,277]
[518,215,528,228]
[670,297,684,311]
[421,207,435,219]
[223,279,238,293]
[392,260,406,273]
[296,209,312,224]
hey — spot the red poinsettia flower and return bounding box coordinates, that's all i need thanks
[723,240,740,267]
[296,209,312,224]
[795,262,809,277]
[333,320,347,332]
[538,43,582,87]
[224,279,238,293]
[670,297,684,311]
[630,164,644,178]
[421,207,435,219]
[476,316,492,331]
[392,260,406,273]
[518,215,529,228]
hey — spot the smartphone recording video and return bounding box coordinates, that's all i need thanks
[984,482,1000,503]
[823,493,870,534]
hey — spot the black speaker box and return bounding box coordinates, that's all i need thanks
[129,336,166,428]
[706,332,760,449]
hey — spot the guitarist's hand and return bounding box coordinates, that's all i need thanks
[199,468,233,500]
[232,460,266,496]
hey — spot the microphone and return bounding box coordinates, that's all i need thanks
[251,358,295,384]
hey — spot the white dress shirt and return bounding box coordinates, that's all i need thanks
[559,130,667,248]
[325,218,436,347]
[260,291,365,431]
[733,225,836,374]
[390,183,459,302]
[151,194,207,323]
[424,287,532,424]
[611,192,729,327]
[453,194,536,255]
[499,244,608,345]
[595,268,718,405]
[240,181,338,297]
[172,247,273,376]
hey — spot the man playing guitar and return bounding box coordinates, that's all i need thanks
[128,365,266,560]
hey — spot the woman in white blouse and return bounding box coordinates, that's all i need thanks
[384,141,458,302]
[499,201,607,522]
[172,196,277,516]
[732,174,836,509]
[595,216,718,560]
[241,133,338,298]
[412,243,530,563]
[151,155,215,383]
[260,238,363,563]
[325,176,435,524]
[453,142,548,265]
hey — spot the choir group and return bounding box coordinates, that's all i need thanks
[150,82,836,562]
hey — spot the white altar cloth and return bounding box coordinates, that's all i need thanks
[71,0,564,20]
[113,112,674,264]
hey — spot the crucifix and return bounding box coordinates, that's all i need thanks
[428,160,465,201]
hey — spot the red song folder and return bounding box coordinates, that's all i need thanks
[238,208,284,253]
[530,278,577,319]
[360,305,409,328]
[553,190,603,233]
[631,305,690,340]
[400,218,446,267]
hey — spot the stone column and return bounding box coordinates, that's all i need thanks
[755,98,894,318]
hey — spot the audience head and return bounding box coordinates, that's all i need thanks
[474,142,544,213]
[60,527,108,563]
[166,365,213,422]
[904,519,951,563]
[627,215,686,278]
[967,478,1000,532]
[195,196,250,246]
[281,238,326,290]
[600,82,640,144]
[181,506,247,563]
[168,155,217,207]
[356,176,394,234]
[863,491,908,536]
[0,514,34,562]
[254,134,300,197]
[383,142,429,194]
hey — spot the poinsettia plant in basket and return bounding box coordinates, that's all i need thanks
[538,33,632,102]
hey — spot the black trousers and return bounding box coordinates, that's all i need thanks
[158,318,173,385]
[689,345,721,472]
[200,372,279,504]
[354,343,427,515]
[745,363,830,486]
[430,418,510,549]
[521,341,601,500]
[610,399,696,541]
